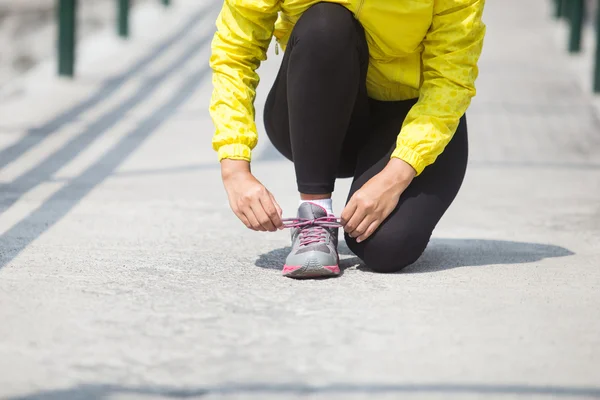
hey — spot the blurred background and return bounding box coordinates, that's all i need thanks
[0,0,151,85]
[0,1,599,399]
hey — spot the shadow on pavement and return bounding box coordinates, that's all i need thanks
[9,382,600,399]
[403,238,574,274]
[255,242,358,272]
[0,29,213,217]
[255,238,574,273]
[0,4,220,270]
[0,3,216,171]
[0,68,212,270]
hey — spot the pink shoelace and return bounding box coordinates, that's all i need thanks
[282,217,342,246]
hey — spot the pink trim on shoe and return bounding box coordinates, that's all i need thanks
[282,265,301,275]
[282,264,340,277]
[323,265,340,274]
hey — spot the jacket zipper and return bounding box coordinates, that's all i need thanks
[355,0,365,18]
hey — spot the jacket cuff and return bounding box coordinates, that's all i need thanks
[217,143,253,162]
[391,144,427,176]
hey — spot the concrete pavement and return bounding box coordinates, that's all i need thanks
[0,0,599,399]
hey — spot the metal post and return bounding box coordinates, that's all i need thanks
[560,0,571,21]
[594,1,600,92]
[118,0,130,38]
[568,0,584,53]
[58,0,77,77]
[162,0,171,6]
[555,0,565,18]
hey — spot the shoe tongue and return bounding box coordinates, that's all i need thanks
[298,202,328,220]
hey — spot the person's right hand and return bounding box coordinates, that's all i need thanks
[221,159,283,232]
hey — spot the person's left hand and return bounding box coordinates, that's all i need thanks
[341,158,416,243]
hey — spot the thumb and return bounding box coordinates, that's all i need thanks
[341,197,357,225]
[269,192,283,216]
[269,192,284,230]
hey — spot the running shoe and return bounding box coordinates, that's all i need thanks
[282,202,341,279]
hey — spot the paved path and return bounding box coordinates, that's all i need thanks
[0,0,599,399]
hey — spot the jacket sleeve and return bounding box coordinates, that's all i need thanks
[392,0,486,175]
[209,0,279,162]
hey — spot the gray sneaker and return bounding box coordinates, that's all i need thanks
[282,202,341,279]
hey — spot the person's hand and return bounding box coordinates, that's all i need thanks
[221,159,283,232]
[341,158,416,243]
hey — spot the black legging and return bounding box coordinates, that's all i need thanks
[264,3,468,273]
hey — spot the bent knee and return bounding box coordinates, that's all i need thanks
[292,3,357,52]
[367,256,419,274]
[347,231,430,274]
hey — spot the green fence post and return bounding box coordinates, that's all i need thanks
[118,0,130,38]
[57,0,77,77]
[162,0,171,6]
[594,1,600,92]
[568,0,584,53]
[555,0,564,18]
[560,0,572,21]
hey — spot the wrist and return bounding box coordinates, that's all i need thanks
[383,157,416,184]
[221,158,251,180]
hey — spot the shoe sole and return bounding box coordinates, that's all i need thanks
[282,264,340,279]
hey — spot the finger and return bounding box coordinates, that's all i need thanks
[269,193,283,216]
[251,199,277,232]
[260,193,283,229]
[234,209,252,230]
[244,207,265,231]
[269,193,284,230]
[356,220,381,243]
[341,198,357,225]
[229,200,253,230]
[344,205,368,236]
[350,215,375,239]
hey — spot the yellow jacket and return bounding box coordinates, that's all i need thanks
[210,0,485,175]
